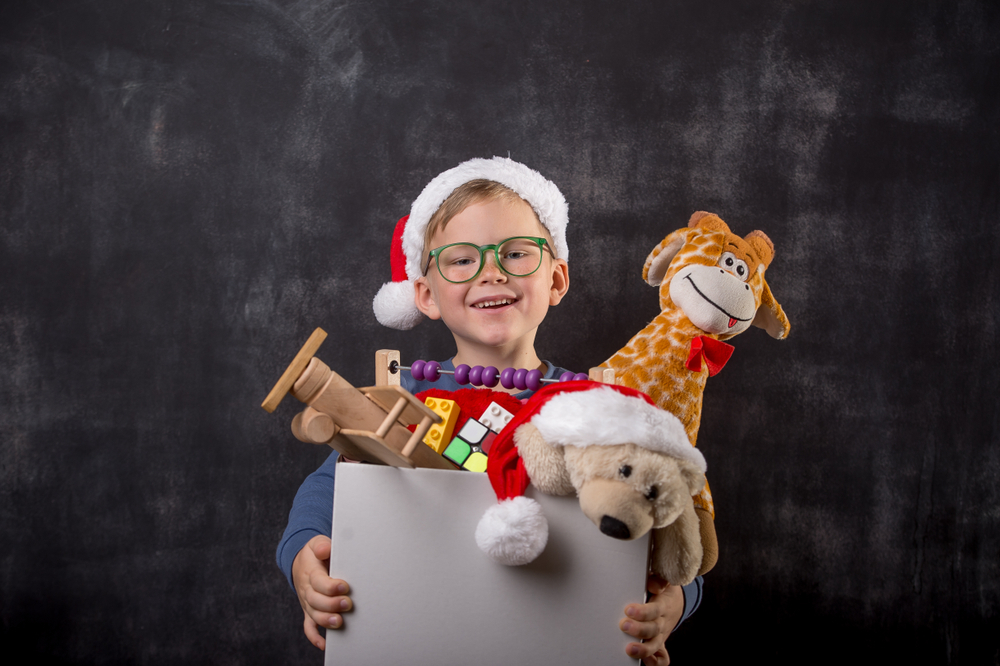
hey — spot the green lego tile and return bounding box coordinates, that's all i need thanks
[444,438,472,466]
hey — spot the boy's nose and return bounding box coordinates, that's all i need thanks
[479,254,507,282]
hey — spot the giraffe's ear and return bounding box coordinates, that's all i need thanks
[644,227,693,286]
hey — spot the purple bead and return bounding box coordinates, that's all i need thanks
[454,364,471,385]
[525,369,543,391]
[482,366,500,388]
[410,359,426,381]
[424,360,441,382]
[469,365,484,386]
[513,368,528,391]
[500,367,516,390]
[573,372,589,381]
[559,371,576,382]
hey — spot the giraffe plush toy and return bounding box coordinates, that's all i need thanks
[604,211,790,576]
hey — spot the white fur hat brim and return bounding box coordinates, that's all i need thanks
[402,157,569,281]
[531,385,706,472]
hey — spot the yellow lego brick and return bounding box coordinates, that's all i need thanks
[422,397,460,454]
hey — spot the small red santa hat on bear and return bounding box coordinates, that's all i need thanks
[372,157,570,330]
[475,380,704,566]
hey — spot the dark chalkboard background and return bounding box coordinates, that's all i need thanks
[2,1,997,663]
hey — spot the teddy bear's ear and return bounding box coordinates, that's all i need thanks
[678,458,707,497]
[514,423,574,495]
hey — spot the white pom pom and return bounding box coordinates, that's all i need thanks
[372,280,423,330]
[475,496,548,566]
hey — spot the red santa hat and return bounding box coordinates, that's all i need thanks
[372,157,570,330]
[475,380,704,566]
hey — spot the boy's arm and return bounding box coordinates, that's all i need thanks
[276,450,339,586]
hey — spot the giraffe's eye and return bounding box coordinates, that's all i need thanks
[619,465,632,478]
[719,252,750,282]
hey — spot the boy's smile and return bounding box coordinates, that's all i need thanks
[413,198,569,370]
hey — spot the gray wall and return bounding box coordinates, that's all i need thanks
[1,1,997,663]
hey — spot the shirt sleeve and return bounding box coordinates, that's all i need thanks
[675,576,703,630]
[275,449,339,588]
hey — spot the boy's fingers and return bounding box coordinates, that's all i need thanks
[625,636,666,661]
[305,589,353,614]
[303,615,326,650]
[309,536,332,560]
[624,601,660,623]
[646,575,669,595]
[620,617,661,640]
[642,646,671,666]
[308,570,349,597]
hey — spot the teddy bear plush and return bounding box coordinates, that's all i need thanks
[475,381,707,587]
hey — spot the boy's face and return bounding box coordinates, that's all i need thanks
[413,198,569,358]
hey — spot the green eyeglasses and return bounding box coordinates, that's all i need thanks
[422,236,555,284]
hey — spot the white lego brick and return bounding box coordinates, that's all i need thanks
[479,401,515,434]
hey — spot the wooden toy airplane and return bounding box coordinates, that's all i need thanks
[261,328,453,469]
[261,328,617,470]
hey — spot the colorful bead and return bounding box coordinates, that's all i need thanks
[513,368,528,390]
[454,364,471,385]
[424,360,441,382]
[482,366,500,388]
[559,370,576,382]
[499,367,516,390]
[573,372,589,381]
[525,369,542,391]
[469,365,484,386]
[410,359,426,381]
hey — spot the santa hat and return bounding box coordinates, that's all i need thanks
[372,157,570,330]
[475,381,704,566]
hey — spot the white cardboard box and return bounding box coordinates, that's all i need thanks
[326,462,649,666]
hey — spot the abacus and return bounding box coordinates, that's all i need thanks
[391,359,591,391]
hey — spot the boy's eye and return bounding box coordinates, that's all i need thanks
[503,250,529,260]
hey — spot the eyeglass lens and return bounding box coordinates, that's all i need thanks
[437,238,543,282]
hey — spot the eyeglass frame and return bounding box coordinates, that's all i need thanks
[421,236,556,284]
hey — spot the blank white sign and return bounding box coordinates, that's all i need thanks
[326,462,648,666]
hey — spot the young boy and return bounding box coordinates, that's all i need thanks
[277,157,701,665]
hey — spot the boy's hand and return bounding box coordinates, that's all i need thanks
[619,574,683,666]
[292,535,352,650]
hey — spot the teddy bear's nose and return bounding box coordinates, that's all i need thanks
[599,515,631,540]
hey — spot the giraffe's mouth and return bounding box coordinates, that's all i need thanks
[683,274,752,327]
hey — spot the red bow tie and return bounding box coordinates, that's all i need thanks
[686,336,734,377]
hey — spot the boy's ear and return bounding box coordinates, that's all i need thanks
[548,259,570,306]
[413,277,442,320]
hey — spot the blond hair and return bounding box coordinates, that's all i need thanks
[422,180,552,263]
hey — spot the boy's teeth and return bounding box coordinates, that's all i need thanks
[476,299,512,308]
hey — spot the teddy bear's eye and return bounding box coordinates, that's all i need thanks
[619,465,632,478]
[645,486,658,501]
